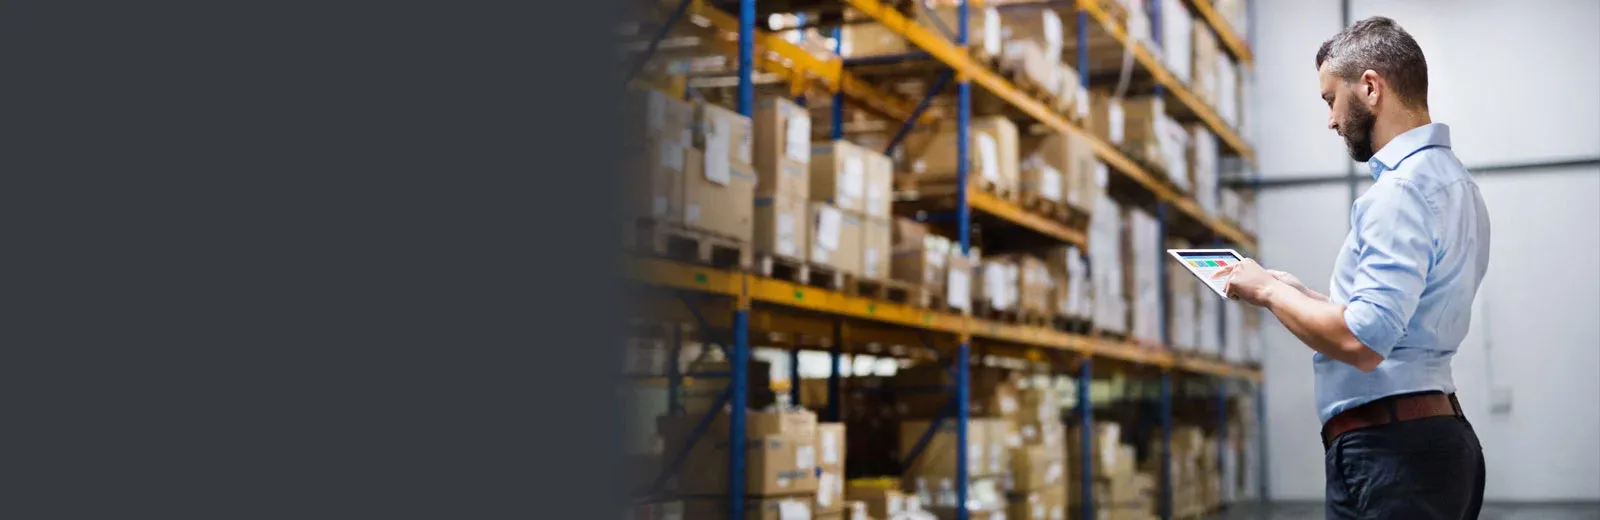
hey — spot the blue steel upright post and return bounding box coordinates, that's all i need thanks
[831,27,845,141]
[1076,7,1095,520]
[728,2,754,518]
[1156,201,1173,520]
[955,2,972,518]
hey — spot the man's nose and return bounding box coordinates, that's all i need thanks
[1328,114,1338,131]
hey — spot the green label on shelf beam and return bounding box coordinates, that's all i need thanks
[793,290,804,300]
[867,303,876,314]
[694,272,708,284]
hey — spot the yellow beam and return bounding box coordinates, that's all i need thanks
[687,0,932,125]
[628,258,1262,380]
[746,275,968,333]
[1077,0,1254,163]
[968,189,1088,249]
[1188,0,1253,66]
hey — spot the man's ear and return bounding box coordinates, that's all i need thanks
[1360,69,1382,106]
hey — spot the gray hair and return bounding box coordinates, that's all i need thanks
[1315,16,1429,109]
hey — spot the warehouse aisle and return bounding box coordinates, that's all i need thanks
[1215,502,1600,520]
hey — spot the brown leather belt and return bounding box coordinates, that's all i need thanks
[1322,391,1464,448]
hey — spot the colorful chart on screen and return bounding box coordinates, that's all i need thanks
[1167,249,1245,298]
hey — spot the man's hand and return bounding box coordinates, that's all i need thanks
[1213,259,1284,307]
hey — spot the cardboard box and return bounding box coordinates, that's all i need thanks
[1019,152,1065,203]
[1067,423,1133,478]
[918,5,1002,58]
[899,419,987,479]
[863,150,894,219]
[624,88,695,146]
[975,256,1017,312]
[659,410,820,496]
[808,203,864,275]
[755,196,810,262]
[754,96,812,201]
[1020,131,1098,211]
[999,40,1060,97]
[1090,91,1124,145]
[1159,0,1193,83]
[1011,444,1067,491]
[846,481,906,520]
[623,89,695,223]
[1008,488,1067,520]
[681,148,756,241]
[840,8,909,57]
[861,217,892,281]
[810,141,868,213]
[903,116,1019,196]
[1191,20,1220,107]
[694,102,755,178]
[890,217,948,290]
[1000,8,1065,65]
[683,496,815,520]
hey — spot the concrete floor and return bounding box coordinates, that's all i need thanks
[1213,501,1600,520]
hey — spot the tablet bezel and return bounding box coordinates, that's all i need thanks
[1166,248,1245,298]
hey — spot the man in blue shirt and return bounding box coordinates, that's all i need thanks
[1217,17,1490,519]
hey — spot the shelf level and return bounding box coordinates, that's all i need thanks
[683,0,934,125]
[627,257,1263,381]
[837,0,1256,250]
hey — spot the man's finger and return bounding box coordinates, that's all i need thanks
[1211,264,1237,279]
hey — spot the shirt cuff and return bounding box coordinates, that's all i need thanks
[1344,298,1401,357]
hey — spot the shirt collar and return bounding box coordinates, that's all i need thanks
[1367,123,1451,179]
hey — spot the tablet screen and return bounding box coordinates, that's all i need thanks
[1169,249,1244,297]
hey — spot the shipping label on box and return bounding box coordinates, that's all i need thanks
[947,252,973,311]
[755,196,809,261]
[817,423,846,471]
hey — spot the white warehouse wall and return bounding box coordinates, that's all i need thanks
[1251,0,1600,501]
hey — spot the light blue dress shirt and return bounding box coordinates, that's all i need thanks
[1317,123,1492,424]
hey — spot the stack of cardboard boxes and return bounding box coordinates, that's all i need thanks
[663,409,821,519]
[1068,423,1157,520]
[1005,381,1068,520]
[688,103,758,243]
[1221,302,1264,365]
[1145,426,1221,519]
[1123,207,1162,345]
[1159,0,1194,85]
[891,218,958,309]
[754,97,812,264]
[1119,96,1190,193]
[1020,130,1100,215]
[622,89,695,234]
[847,479,910,520]
[817,423,851,519]
[810,140,890,278]
[1089,193,1127,335]
[1165,239,1200,352]
[1045,245,1092,324]
[977,253,1056,320]
[1191,22,1222,112]
[904,116,1020,199]
[1189,125,1220,216]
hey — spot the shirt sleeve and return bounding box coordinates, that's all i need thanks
[1343,179,1434,357]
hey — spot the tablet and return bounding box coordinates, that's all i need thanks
[1167,249,1245,298]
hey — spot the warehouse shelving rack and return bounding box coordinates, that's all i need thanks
[624,0,1263,518]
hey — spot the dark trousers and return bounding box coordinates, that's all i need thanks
[1324,415,1486,519]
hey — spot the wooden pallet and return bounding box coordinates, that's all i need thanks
[974,303,1053,327]
[905,176,1015,203]
[1019,190,1072,222]
[1052,316,1095,335]
[755,253,845,291]
[632,218,752,270]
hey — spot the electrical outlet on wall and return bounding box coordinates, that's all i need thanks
[1489,386,1513,415]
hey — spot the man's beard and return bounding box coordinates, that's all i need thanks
[1343,101,1377,162]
